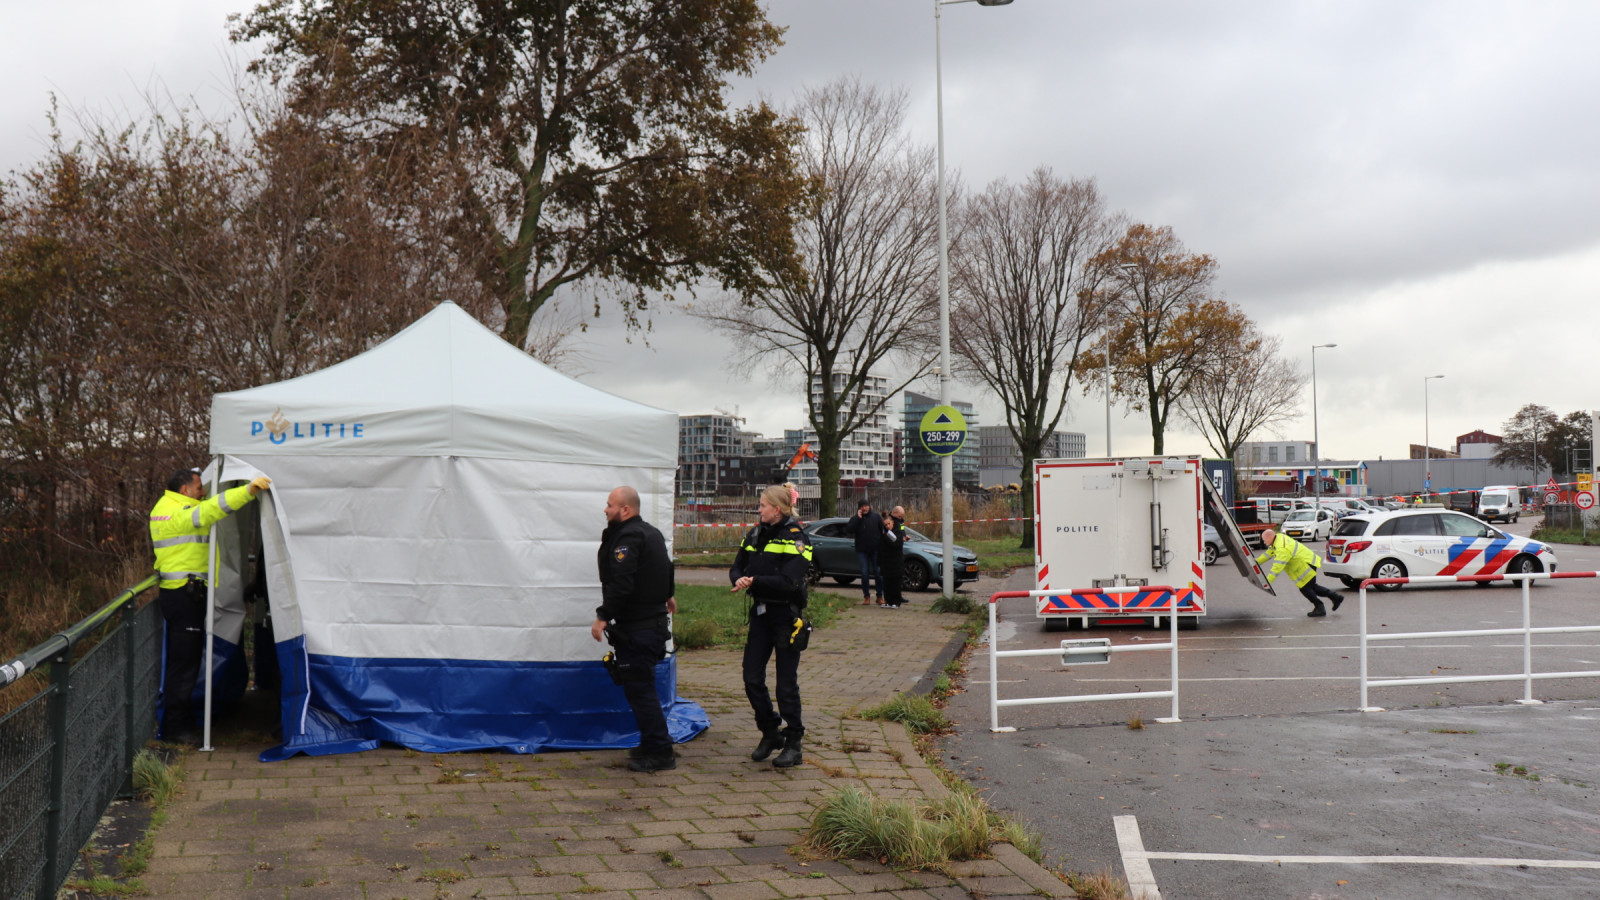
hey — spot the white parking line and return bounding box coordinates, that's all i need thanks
[1143,851,1600,868]
[1113,815,1163,900]
[1112,812,1600,899]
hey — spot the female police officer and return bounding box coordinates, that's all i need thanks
[729,483,812,768]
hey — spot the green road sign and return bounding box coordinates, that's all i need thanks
[919,405,968,456]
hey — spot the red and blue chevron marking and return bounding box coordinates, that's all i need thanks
[1436,536,1544,577]
[1039,588,1201,613]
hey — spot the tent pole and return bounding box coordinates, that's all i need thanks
[201,455,220,752]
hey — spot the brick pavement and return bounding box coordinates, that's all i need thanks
[140,580,1072,899]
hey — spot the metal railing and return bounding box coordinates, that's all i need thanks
[1357,571,1600,711]
[987,590,1182,732]
[0,575,160,900]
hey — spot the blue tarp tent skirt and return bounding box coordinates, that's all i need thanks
[259,637,709,761]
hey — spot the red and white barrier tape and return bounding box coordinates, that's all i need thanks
[675,515,1029,529]
[1233,478,1595,510]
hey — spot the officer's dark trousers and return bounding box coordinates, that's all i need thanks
[879,553,904,606]
[615,628,673,756]
[1297,578,1340,606]
[158,583,206,734]
[743,607,803,736]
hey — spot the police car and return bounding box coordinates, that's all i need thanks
[1324,509,1557,591]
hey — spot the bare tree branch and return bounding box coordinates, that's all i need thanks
[1178,330,1306,464]
[693,78,939,516]
[948,168,1122,547]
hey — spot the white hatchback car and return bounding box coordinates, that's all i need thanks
[1280,507,1337,542]
[1324,509,1558,591]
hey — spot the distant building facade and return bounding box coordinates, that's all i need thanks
[1455,429,1502,460]
[1240,440,1317,466]
[1409,443,1459,460]
[678,414,751,492]
[977,425,1086,486]
[788,373,894,485]
[901,391,979,486]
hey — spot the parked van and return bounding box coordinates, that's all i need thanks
[1248,496,1312,524]
[1311,497,1381,516]
[1478,486,1520,524]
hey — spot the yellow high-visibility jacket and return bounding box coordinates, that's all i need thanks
[1255,532,1322,589]
[149,485,257,589]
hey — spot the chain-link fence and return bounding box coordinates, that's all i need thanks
[0,577,160,900]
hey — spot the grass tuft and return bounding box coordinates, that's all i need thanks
[673,619,720,649]
[929,594,976,615]
[1126,715,1144,731]
[132,749,183,807]
[806,787,1041,870]
[1064,867,1137,899]
[669,583,858,650]
[861,694,949,734]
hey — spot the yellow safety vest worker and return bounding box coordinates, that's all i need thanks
[149,484,258,589]
[1255,532,1322,590]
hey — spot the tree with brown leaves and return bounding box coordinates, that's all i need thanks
[234,0,810,352]
[1078,224,1246,454]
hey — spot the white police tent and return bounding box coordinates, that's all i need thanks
[203,301,706,760]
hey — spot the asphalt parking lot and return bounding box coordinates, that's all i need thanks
[940,521,1600,899]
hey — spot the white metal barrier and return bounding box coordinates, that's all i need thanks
[1358,570,1600,711]
[987,590,1181,732]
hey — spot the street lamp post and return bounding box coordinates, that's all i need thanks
[935,0,1012,596]
[1108,262,1141,457]
[1424,375,1445,498]
[1311,344,1336,511]
[1103,329,1112,456]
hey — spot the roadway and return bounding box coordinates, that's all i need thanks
[938,520,1600,899]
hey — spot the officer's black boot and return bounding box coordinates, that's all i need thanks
[773,730,803,769]
[751,723,784,762]
[627,750,677,773]
[1306,600,1327,617]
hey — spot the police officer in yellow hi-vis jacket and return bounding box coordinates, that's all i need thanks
[149,467,270,742]
[1256,527,1344,617]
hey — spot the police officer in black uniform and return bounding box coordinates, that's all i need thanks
[592,486,678,773]
[730,483,813,768]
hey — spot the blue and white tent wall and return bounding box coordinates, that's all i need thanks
[205,303,706,760]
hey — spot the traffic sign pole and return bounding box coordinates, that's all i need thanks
[919,405,968,597]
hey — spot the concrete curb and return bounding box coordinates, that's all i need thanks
[906,625,970,699]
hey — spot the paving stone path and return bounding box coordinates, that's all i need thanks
[142,585,1072,899]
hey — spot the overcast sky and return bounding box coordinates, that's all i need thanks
[5,0,1598,463]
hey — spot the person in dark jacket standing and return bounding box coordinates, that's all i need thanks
[730,483,813,768]
[845,499,884,605]
[878,506,907,609]
[592,486,678,773]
